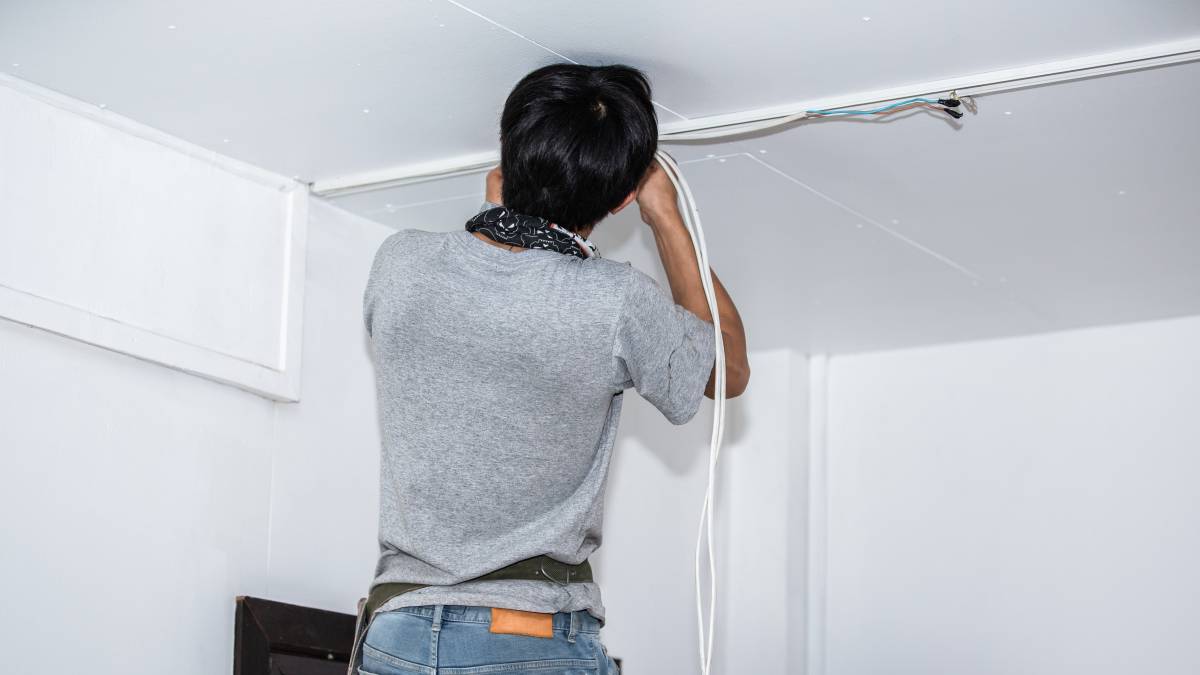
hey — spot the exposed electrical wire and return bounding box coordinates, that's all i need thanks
[807,95,963,118]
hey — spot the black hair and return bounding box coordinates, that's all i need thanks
[499,63,658,232]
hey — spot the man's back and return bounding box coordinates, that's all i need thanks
[363,226,716,622]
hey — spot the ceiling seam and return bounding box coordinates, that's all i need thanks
[743,152,984,282]
[687,152,987,283]
[441,0,575,63]
[653,101,690,121]
[439,0,689,121]
[680,153,745,165]
[690,153,1051,321]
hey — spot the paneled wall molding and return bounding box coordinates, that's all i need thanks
[0,190,308,402]
[0,75,309,402]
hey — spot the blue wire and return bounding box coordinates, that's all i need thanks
[806,97,943,116]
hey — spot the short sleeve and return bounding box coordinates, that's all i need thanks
[363,230,406,337]
[612,268,717,425]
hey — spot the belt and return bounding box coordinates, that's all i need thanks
[347,555,592,673]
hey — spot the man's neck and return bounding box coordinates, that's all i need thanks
[472,231,527,252]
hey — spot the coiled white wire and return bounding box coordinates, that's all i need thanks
[653,149,727,675]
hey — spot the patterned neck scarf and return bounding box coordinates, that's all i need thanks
[466,206,600,260]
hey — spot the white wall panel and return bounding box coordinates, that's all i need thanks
[0,315,275,674]
[0,198,384,675]
[820,315,1200,675]
[592,348,805,675]
[0,77,307,400]
[264,199,390,612]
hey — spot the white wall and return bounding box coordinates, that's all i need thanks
[0,313,274,671]
[591,348,807,675]
[818,315,1200,675]
[263,199,387,611]
[0,196,386,674]
[0,78,379,673]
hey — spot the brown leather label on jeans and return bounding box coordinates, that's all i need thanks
[489,607,554,638]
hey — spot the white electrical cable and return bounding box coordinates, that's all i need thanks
[653,149,727,675]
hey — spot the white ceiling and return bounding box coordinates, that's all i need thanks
[3,1,1198,354]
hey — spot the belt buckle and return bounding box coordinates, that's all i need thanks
[539,559,574,586]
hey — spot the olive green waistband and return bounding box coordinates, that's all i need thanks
[364,555,592,618]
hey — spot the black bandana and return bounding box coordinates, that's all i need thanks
[465,206,600,260]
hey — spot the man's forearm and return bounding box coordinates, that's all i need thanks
[647,209,711,319]
[645,208,750,398]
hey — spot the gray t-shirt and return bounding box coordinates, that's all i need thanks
[362,224,716,624]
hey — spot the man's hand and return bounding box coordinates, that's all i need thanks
[635,163,679,227]
[486,167,503,205]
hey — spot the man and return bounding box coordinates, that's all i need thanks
[355,63,749,674]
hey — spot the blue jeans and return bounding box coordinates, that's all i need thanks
[360,604,620,675]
